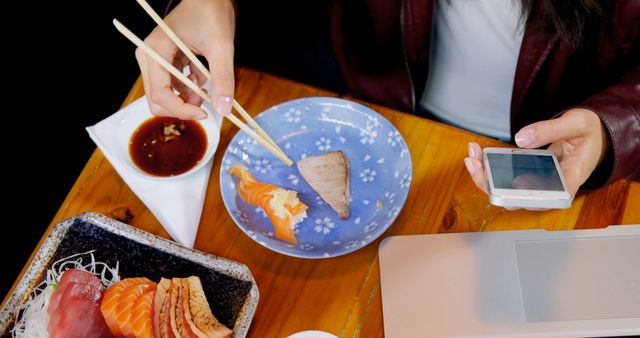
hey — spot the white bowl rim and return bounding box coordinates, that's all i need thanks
[112,105,220,182]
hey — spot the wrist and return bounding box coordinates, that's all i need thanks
[584,108,609,165]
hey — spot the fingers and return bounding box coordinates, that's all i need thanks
[464,143,487,194]
[170,52,191,96]
[171,54,205,108]
[198,0,236,117]
[514,109,590,148]
[558,160,584,198]
[512,174,561,191]
[464,157,487,194]
[132,0,239,120]
[546,142,564,161]
[147,41,208,119]
[183,89,205,106]
[147,66,207,119]
[468,142,482,161]
[136,30,208,120]
[511,175,538,190]
[204,42,235,116]
[189,63,207,86]
[136,47,177,117]
[465,143,522,211]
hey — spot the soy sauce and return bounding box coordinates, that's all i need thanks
[129,117,207,177]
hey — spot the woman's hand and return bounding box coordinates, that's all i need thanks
[135,0,235,120]
[464,108,609,209]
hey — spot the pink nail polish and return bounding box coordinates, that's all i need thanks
[515,129,535,147]
[468,143,477,158]
[464,158,475,175]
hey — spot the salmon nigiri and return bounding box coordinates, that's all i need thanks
[229,164,308,243]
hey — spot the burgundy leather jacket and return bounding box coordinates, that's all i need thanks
[331,0,639,187]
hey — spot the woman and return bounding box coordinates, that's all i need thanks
[135,0,639,206]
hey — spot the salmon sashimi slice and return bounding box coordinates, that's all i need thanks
[100,277,155,337]
[155,278,175,338]
[229,164,308,243]
[297,151,350,219]
[183,276,232,338]
[101,277,152,336]
[176,279,200,338]
[156,279,176,338]
[116,282,155,336]
[162,284,177,338]
[129,289,156,338]
[169,278,182,337]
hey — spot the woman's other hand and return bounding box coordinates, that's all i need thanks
[464,108,609,210]
[135,0,235,120]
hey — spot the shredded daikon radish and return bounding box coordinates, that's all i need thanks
[10,285,53,338]
[11,250,120,338]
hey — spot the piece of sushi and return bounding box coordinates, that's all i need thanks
[229,164,308,243]
[297,151,350,220]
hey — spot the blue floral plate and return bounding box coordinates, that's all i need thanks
[220,97,412,258]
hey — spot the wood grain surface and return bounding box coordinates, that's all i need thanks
[4,68,639,337]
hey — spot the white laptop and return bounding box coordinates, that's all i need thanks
[378,225,640,337]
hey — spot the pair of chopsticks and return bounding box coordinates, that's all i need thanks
[114,0,293,167]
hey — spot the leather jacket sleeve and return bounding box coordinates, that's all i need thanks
[574,65,640,186]
[572,3,640,187]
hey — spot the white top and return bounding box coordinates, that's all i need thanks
[420,0,525,141]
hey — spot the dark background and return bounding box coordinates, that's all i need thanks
[2,0,344,297]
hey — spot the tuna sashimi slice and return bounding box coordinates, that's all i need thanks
[297,151,350,219]
[47,269,115,338]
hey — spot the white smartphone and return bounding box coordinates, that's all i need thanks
[482,147,572,209]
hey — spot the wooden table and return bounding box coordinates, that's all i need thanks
[5,68,639,337]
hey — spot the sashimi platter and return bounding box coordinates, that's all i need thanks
[220,97,412,258]
[1,214,257,338]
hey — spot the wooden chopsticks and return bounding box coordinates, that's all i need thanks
[133,0,281,152]
[113,9,292,166]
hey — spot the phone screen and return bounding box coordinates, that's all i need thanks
[487,153,565,191]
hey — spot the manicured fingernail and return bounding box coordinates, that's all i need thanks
[468,143,477,158]
[464,157,475,175]
[217,96,232,116]
[515,128,535,147]
[194,112,207,120]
